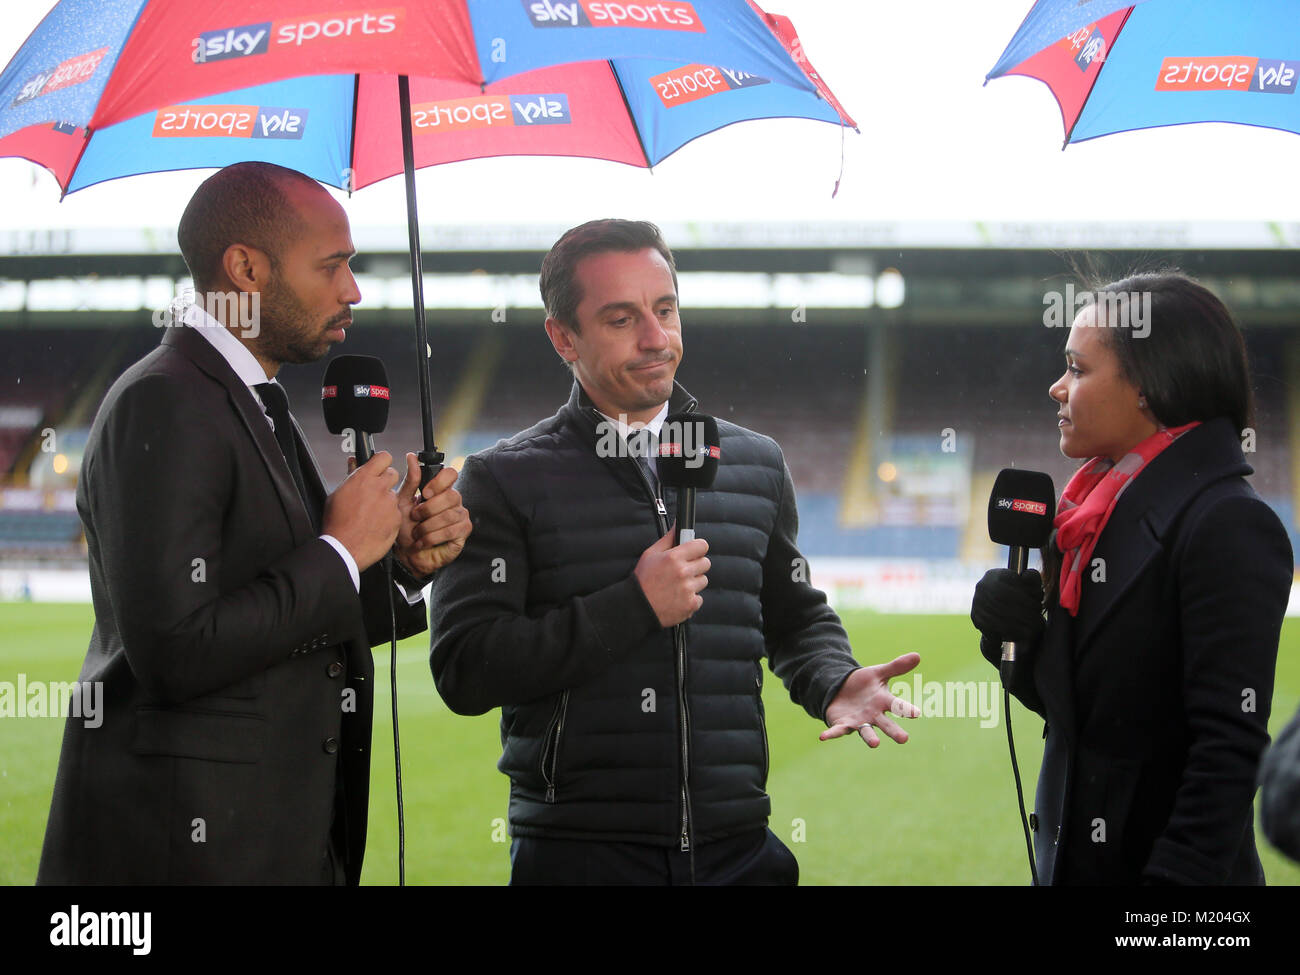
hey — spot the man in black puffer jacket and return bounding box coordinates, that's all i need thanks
[429,219,919,884]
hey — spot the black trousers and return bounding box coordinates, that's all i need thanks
[509,827,799,886]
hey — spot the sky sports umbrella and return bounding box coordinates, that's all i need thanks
[986,0,1299,147]
[38,26,853,193]
[0,0,853,480]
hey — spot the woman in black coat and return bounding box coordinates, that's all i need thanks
[972,272,1293,885]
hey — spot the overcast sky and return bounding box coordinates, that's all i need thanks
[1,0,1298,233]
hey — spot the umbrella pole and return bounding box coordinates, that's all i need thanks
[398,74,445,489]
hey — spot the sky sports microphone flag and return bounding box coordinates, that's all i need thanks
[0,0,846,188]
[657,411,720,544]
[986,0,1300,146]
[986,468,1054,675]
[322,354,390,465]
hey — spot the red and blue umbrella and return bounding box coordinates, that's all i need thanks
[23,35,852,194]
[987,0,1299,146]
[0,0,848,188]
[0,0,855,480]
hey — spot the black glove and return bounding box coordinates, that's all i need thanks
[971,568,1045,645]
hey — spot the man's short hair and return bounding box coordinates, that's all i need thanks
[178,162,321,293]
[539,219,678,333]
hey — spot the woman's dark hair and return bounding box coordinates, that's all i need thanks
[1041,269,1255,608]
[1088,270,1255,434]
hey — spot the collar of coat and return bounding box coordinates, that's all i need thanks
[562,379,700,440]
[1070,415,1251,630]
[160,324,321,546]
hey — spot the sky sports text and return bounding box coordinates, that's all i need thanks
[1043,285,1151,337]
[994,497,1048,516]
[192,9,401,63]
[1157,56,1299,94]
[525,0,704,32]
[322,383,391,401]
[651,64,768,107]
[1061,24,1106,71]
[11,47,108,106]
[153,105,307,140]
[411,94,570,133]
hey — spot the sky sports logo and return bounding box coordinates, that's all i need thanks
[192,8,403,63]
[11,47,109,106]
[1157,56,1299,94]
[995,497,1047,516]
[152,105,308,140]
[1060,23,1106,73]
[651,64,769,107]
[524,1,704,32]
[658,442,720,459]
[412,93,571,132]
[352,384,389,400]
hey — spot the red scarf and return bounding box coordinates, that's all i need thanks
[1054,422,1200,616]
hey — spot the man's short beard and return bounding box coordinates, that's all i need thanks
[255,274,336,366]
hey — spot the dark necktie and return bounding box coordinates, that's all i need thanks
[628,428,660,497]
[255,381,313,521]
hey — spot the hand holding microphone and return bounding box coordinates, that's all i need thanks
[321,355,401,571]
[632,412,720,628]
[978,469,1055,684]
[971,567,1045,645]
[323,452,402,571]
[634,527,711,628]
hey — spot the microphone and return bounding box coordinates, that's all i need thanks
[657,412,720,545]
[322,355,390,465]
[986,468,1056,679]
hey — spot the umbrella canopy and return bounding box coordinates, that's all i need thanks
[37,47,853,194]
[0,0,855,482]
[987,0,1299,146]
[0,0,824,153]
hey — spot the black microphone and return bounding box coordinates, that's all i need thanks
[657,412,720,545]
[322,353,408,885]
[986,468,1056,678]
[322,355,390,465]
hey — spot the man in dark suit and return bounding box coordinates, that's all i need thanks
[37,162,471,884]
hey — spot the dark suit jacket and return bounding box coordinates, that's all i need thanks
[985,417,1292,884]
[37,324,425,884]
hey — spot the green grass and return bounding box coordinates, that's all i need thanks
[3,603,1298,885]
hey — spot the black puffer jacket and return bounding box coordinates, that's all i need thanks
[430,380,859,846]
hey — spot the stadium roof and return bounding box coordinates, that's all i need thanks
[3,220,1299,258]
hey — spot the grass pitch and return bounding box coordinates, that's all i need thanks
[2,603,1297,885]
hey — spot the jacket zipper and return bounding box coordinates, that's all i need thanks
[675,624,692,851]
[541,690,569,803]
[609,410,693,852]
